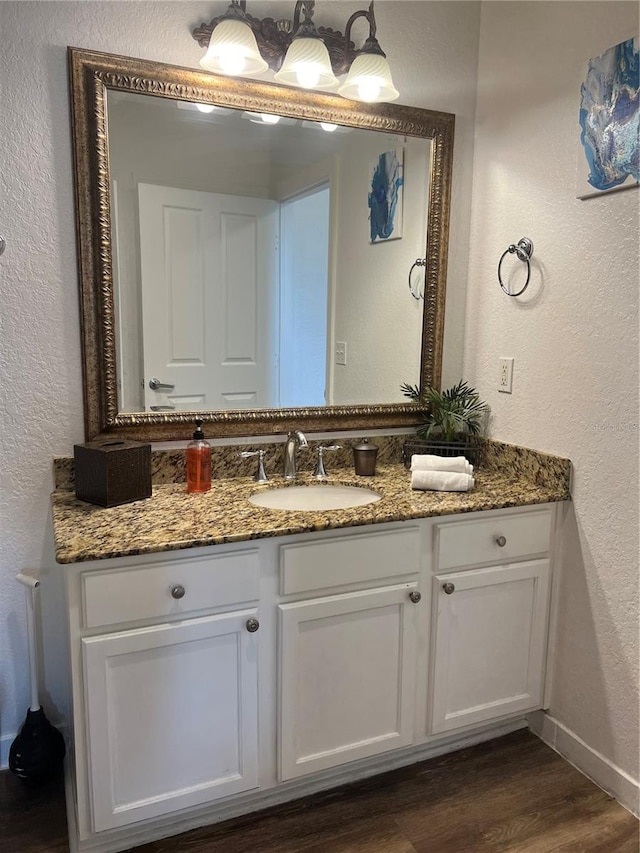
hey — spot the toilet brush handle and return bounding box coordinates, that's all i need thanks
[16,572,41,712]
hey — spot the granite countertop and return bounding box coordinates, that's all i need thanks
[51,456,571,564]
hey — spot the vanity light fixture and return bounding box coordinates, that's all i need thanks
[199,1,268,76]
[193,0,399,103]
[273,2,338,91]
[338,46,398,103]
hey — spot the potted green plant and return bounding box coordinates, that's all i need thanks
[400,380,488,467]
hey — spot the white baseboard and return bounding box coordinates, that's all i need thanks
[0,732,15,770]
[528,711,639,818]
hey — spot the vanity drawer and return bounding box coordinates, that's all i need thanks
[435,508,553,572]
[280,527,420,595]
[82,549,260,628]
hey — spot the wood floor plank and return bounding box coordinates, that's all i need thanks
[1,730,636,853]
[477,788,635,851]
[301,817,417,853]
[395,737,609,851]
[0,769,68,853]
[123,800,416,852]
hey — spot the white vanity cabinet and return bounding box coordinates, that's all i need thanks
[428,508,553,734]
[83,610,260,832]
[277,527,422,780]
[68,548,262,838]
[60,504,560,853]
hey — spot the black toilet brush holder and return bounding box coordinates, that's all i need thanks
[9,572,66,786]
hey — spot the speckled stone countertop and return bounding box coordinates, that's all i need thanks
[51,438,571,564]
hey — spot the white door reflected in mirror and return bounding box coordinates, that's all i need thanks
[138,185,279,412]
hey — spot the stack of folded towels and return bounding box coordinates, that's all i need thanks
[410,454,475,492]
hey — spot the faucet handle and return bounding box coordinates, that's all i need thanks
[313,445,342,479]
[239,450,269,484]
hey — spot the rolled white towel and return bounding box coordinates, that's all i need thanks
[411,454,473,475]
[411,470,475,492]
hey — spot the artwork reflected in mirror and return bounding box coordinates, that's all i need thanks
[108,91,431,415]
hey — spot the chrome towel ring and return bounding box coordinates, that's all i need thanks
[498,237,534,296]
[408,258,426,300]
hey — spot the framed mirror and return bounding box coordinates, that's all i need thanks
[69,47,454,441]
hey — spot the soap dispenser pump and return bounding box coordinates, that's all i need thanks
[186,420,211,493]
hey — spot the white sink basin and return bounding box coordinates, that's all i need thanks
[248,484,381,512]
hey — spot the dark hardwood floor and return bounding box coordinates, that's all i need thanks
[1,731,637,852]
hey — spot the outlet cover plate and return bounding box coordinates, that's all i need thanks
[498,357,514,393]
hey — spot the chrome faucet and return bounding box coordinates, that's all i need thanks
[283,430,308,480]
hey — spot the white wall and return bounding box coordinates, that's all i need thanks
[0,1,481,766]
[465,1,639,800]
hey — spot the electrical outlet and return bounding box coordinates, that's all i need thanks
[498,357,514,393]
[336,341,347,366]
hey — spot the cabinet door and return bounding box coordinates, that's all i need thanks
[82,610,259,832]
[430,560,550,734]
[279,584,418,780]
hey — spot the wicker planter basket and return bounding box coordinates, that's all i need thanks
[402,437,483,470]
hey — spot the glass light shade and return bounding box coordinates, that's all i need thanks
[200,18,268,76]
[274,37,339,90]
[338,52,399,103]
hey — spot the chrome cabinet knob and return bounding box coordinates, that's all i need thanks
[170,584,186,600]
[495,535,507,547]
[442,582,455,595]
[246,618,260,633]
[409,590,422,604]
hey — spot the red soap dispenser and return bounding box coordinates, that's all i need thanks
[186,420,211,493]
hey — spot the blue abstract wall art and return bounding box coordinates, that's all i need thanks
[368,149,404,242]
[577,36,639,198]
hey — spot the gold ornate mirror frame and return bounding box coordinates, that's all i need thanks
[68,47,454,441]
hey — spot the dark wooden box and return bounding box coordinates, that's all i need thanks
[74,440,152,507]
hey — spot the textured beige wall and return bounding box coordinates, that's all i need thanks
[0,1,481,763]
[465,2,639,784]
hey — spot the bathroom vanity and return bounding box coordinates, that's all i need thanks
[51,445,570,853]
[55,43,574,853]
